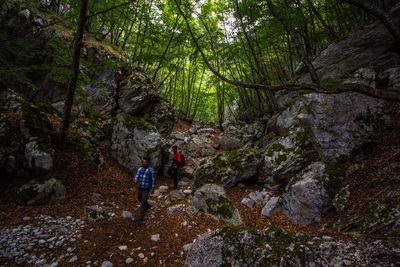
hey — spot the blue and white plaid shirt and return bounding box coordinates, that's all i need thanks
[133,166,156,190]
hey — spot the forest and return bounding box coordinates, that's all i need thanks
[3,0,399,125]
[0,0,400,266]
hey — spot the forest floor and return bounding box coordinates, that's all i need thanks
[1,112,400,266]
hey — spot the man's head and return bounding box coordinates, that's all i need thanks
[142,156,150,167]
[172,145,178,152]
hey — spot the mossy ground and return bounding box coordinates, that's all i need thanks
[335,190,400,235]
[216,224,314,265]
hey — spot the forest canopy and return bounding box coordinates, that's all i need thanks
[10,0,399,124]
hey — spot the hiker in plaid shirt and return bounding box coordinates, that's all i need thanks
[132,156,156,225]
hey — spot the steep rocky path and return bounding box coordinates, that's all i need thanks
[0,121,353,267]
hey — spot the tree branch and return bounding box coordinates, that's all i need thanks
[173,0,400,103]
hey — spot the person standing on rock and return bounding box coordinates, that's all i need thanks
[169,145,185,189]
[132,157,156,225]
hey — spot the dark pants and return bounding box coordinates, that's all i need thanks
[137,188,150,222]
[170,166,180,189]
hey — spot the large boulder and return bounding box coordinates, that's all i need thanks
[263,125,316,187]
[24,139,53,172]
[298,9,400,84]
[184,225,399,267]
[194,148,260,188]
[118,71,158,116]
[299,92,390,162]
[17,177,66,205]
[187,135,216,157]
[282,162,346,225]
[117,70,175,136]
[145,100,175,136]
[216,120,267,150]
[215,136,243,151]
[84,70,118,114]
[190,184,242,225]
[0,90,54,174]
[111,113,163,171]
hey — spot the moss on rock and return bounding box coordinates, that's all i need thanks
[123,114,152,130]
[194,148,259,189]
[215,224,313,265]
[333,185,350,214]
[318,163,346,199]
[206,197,235,219]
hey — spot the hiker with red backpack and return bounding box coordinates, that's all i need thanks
[169,145,185,189]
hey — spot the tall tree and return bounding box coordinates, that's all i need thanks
[60,0,89,144]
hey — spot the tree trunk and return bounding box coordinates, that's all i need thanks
[60,0,88,144]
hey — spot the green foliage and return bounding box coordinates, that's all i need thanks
[2,0,392,123]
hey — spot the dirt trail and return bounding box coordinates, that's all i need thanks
[0,143,352,267]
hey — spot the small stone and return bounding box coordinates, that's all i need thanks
[38,239,46,246]
[261,196,282,218]
[23,217,31,221]
[122,211,133,219]
[101,260,113,267]
[168,190,185,201]
[158,185,169,193]
[125,257,134,264]
[150,234,160,242]
[36,259,46,265]
[241,197,255,208]
[143,257,148,263]
[118,245,128,251]
[138,253,145,259]
[183,189,192,195]
[249,191,265,204]
[69,255,78,263]
[166,204,184,215]
[322,235,333,241]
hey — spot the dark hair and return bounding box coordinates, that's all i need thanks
[143,156,150,161]
[172,145,178,149]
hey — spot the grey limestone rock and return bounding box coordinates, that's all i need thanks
[194,148,260,188]
[111,113,162,171]
[191,184,242,225]
[261,196,282,218]
[282,162,345,225]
